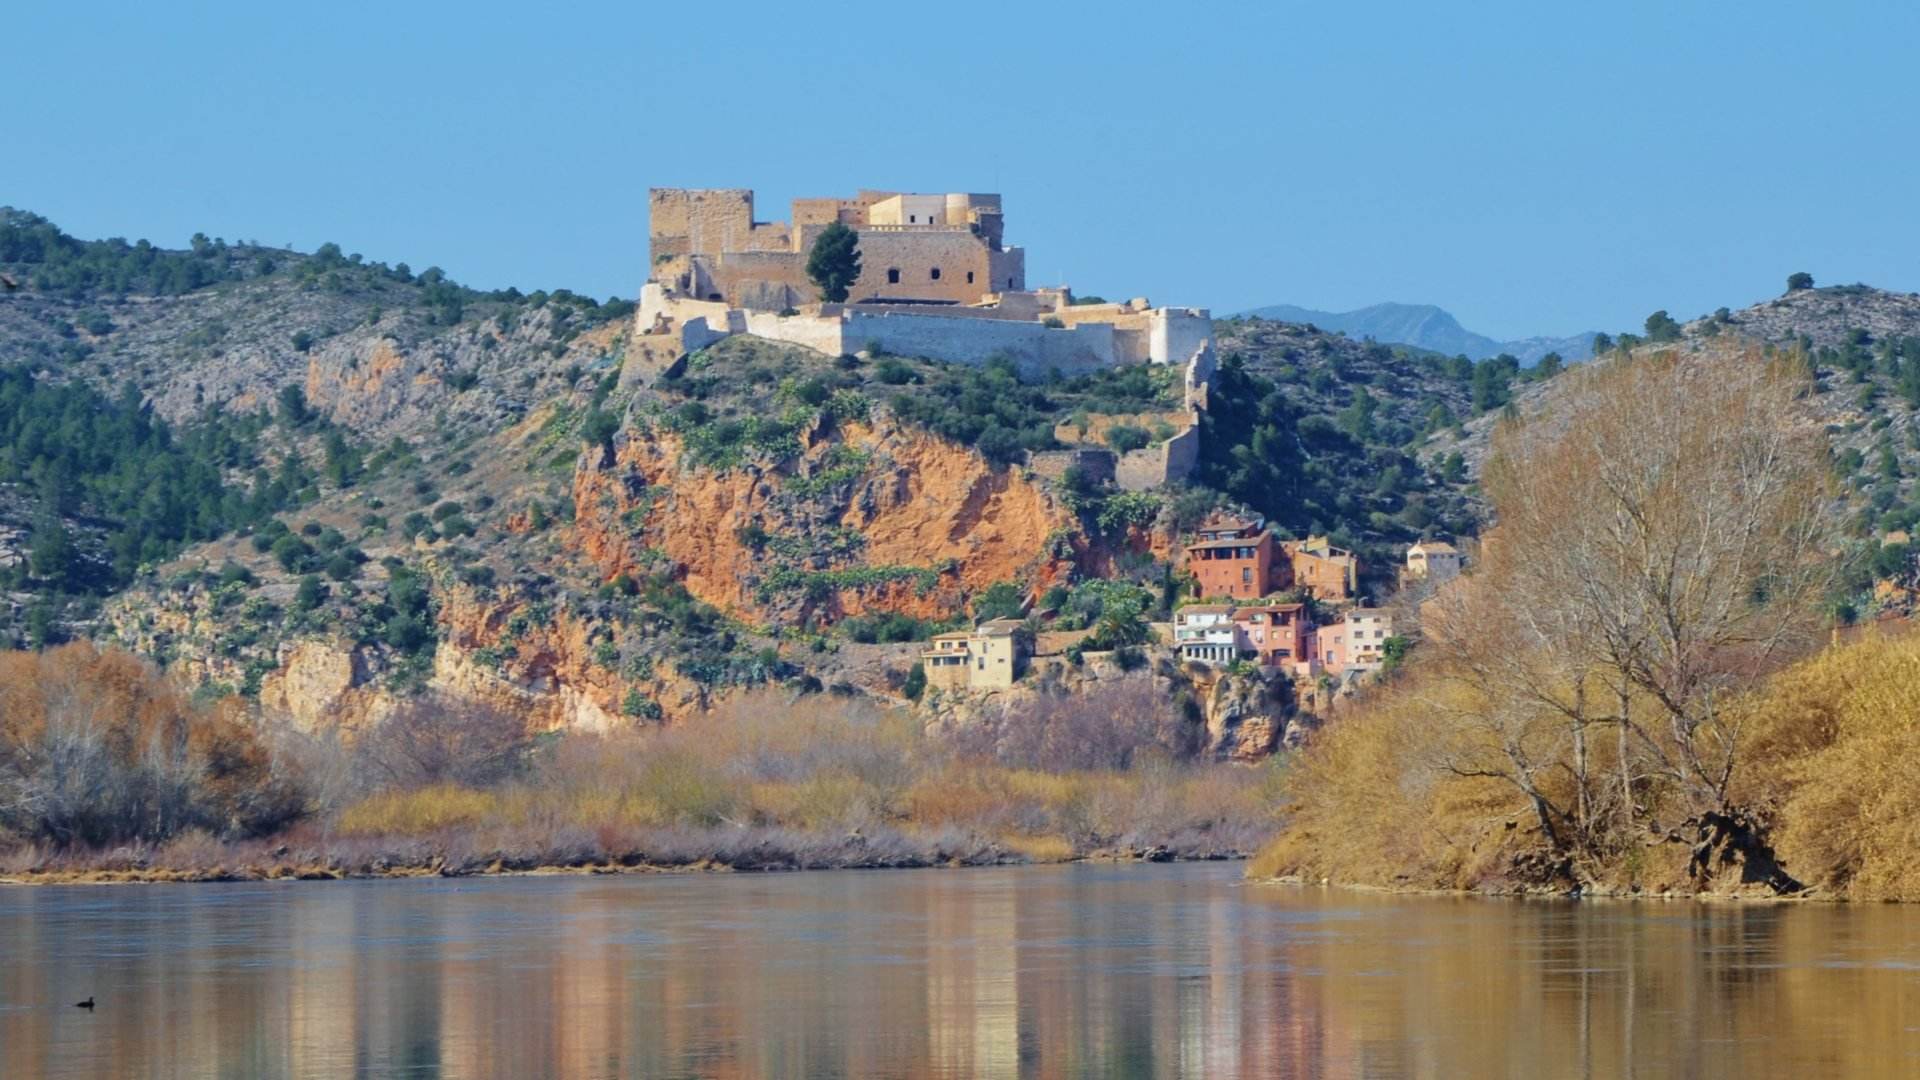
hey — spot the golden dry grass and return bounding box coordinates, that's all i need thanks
[321,689,1281,861]
[1254,629,1920,899]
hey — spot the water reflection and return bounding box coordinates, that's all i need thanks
[2,865,1918,1078]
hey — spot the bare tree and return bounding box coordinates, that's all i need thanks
[355,694,533,789]
[1429,346,1835,861]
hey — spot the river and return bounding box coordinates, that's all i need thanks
[2,863,1917,1078]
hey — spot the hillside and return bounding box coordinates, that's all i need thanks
[0,210,1526,746]
[1426,281,1920,617]
[1236,301,1598,365]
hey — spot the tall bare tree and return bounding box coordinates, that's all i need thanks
[1431,345,1835,859]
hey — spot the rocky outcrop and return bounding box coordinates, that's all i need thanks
[1196,667,1289,760]
[922,651,1294,762]
[258,640,382,732]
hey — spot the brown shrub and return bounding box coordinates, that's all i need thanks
[947,676,1197,772]
[0,643,302,847]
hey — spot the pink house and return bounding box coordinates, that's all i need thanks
[1320,608,1394,674]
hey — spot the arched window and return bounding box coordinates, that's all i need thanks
[887,268,900,284]
[930,267,941,281]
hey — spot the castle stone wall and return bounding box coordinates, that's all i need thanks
[849,229,1000,304]
[648,189,792,264]
[843,310,1117,377]
[744,311,848,356]
[1151,308,1214,365]
[1027,448,1116,486]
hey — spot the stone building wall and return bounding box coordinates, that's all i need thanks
[648,188,790,264]
[848,229,1001,304]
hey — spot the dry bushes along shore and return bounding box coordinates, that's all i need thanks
[1254,346,1920,900]
[2,645,1281,882]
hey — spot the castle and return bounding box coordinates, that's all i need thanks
[634,187,1213,381]
[648,188,1024,310]
[630,186,1218,488]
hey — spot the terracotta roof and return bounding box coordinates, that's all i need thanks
[1197,511,1261,531]
[1233,602,1304,617]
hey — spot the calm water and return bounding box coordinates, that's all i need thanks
[2,863,1919,1078]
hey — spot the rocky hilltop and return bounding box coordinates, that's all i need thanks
[1,210,1521,757]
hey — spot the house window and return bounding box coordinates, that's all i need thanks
[930,267,941,280]
[887,268,900,284]
[1242,567,1252,585]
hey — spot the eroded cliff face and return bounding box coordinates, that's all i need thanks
[921,657,1292,762]
[572,414,1079,627]
[106,570,731,736]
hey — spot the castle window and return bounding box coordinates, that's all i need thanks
[887,268,900,284]
[910,214,917,223]
[1007,277,1014,288]
[930,267,941,281]
[967,271,975,284]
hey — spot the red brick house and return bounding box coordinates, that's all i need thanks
[1183,513,1276,600]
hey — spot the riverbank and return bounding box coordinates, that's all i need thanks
[1250,627,1920,905]
[1245,871,1853,905]
[1,826,1249,886]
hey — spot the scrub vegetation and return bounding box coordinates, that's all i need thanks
[1,652,1278,881]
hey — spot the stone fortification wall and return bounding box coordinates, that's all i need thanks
[700,251,813,308]
[648,189,790,263]
[843,310,1116,377]
[1027,448,1116,485]
[1151,308,1214,365]
[743,311,848,356]
[1114,422,1200,491]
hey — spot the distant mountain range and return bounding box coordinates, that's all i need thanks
[1235,302,1599,365]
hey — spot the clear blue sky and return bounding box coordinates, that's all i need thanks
[12,1,1916,340]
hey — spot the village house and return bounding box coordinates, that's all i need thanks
[1173,604,1244,665]
[1403,539,1462,585]
[1230,602,1311,668]
[1180,513,1362,605]
[1183,513,1275,601]
[919,618,1033,692]
[1282,535,1360,602]
[1320,608,1395,674]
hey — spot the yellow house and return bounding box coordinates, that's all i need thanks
[1404,539,1463,584]
[921,632,976,692]
[918,618,1032,693]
